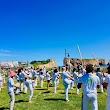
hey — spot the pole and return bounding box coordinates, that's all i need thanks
[91,52,99,66]
[65,49,66,58]
[77,45,83,66]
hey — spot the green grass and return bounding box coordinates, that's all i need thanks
[0,79,107,110]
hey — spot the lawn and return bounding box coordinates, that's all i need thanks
[0,79,107,110]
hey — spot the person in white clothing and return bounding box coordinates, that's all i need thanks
[39,69,44,88]
[46,71,51,90]
[75,64,100,110]
[7,70,19,110]
[96,68,104,93]
[19,68,27,93]
[52,69,59,93]
[72,68,79,94]
[24,75,34,103]
[0,74,3,92]
[62,67,74,102]
[103,65,110,110]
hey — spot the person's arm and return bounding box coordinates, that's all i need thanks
[67,75,74,81]
[103,83,108,89]
[97,76,100,89]
[103,75,109,89]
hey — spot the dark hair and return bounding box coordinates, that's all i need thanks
[18,69,21,76]
[54,69,58,73]
[86,64,94,73]
[107,66,110,74]
[21,68,23,71]
[96,68,100,72]
[72,68,76,72]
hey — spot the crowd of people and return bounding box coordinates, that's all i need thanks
[0,65,110,110]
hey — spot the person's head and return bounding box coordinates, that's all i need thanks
[96,68,100,72]
[107,66,110,74]
[62,67,66,72]
[21,68,24,72]
[86,64,94,73]
[9,71,15,78]
[54,68,58,73]
[72,68,76,72]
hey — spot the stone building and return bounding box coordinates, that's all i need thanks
[63,58,106,67]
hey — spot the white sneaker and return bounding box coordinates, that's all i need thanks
[66,100,69,102]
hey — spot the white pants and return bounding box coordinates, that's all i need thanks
[53,80,57,93]
[106,96,110,110]
[76,83,79,94]
[63,79,72,101]
[29,89,33,101]
[20,81,27,93]
[83,92,98,110]
[9,91,15,110]
[64,84,69,101]
[100,84,103,93]
[71,81,74,88]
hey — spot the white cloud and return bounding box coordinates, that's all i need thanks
[0,53,12,57]
[0,49,11,53]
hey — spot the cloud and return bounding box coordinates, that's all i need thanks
[0,53,22,57]
[0,53,12,57]
[0,49,11,53]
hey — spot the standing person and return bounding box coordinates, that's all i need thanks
[15,72,20,94]
[72,68,79,94]
[1,69,6,83]
[24,75,34,103]
[66,68,71,89]
[0,74,3,92]
[19,68,27,93]
[46,71,51,90]
[103,65,110,110]
[75,64,100,110]
[32,68,38,88]
[39,69,44,88]
[52,69,59,93]
[62,67,74,102]
[7,71,19,110]
[96,68,104,93]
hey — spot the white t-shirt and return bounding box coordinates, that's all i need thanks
[104,74,110,96]
[78,73,100,95]
[46,73,51,80]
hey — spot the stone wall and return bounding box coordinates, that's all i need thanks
[63,58,106,67]
[37,60,57,68]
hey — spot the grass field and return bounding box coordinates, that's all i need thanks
[0,79,107,110]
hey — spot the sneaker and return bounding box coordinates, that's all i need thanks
[28,100,32,103]
[66,100,69,102]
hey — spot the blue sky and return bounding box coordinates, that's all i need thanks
[0,0,110,66]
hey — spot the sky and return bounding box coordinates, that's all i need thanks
[0,0,110,66]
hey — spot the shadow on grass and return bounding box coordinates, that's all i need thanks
[97,92,102,94]
[44,98,65,101]
[42,91,51,94]
[0,107,9,110]
[60,92,72,94]
[15,100,28,103]
[36,88,47,90]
